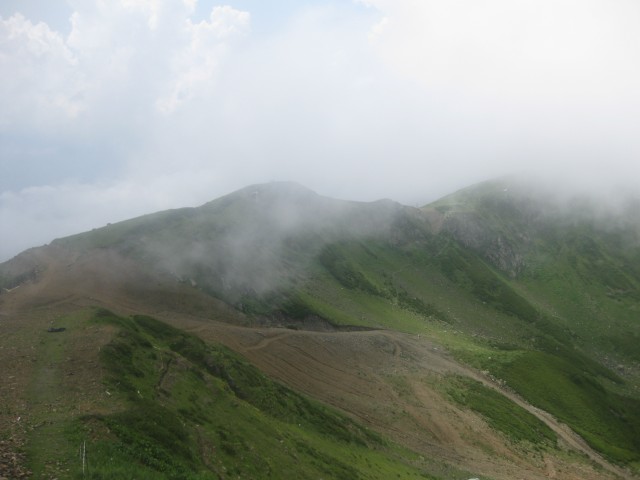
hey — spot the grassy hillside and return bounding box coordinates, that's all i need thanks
[307,239,640,464]
[48,308,452,479]
[3,178,640,476]
[41,182,410,306]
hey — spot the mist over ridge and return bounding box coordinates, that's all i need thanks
[4,175,640,309]
[4,174,640,269]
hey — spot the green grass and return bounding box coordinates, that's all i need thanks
[25,311,95,478]
[319,243,382,295]
[445,376,556,446]
[303,230,640,469]
[494,351,640,464]
[434,241,541,324]
[260,231,640,472]
[312,233,640,469]
[71,309,450,479]
[262,235,640,469]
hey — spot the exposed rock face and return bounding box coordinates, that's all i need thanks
[485,235,526,277]
[441,213,527,278]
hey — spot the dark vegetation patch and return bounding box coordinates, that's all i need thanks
[319,244,381,294]
[532,335,622,384]
[564,232,640,296]
[381,274,450,322]
[603,331,640,362]
[279,295,318,319]
[293,440,362,480]
[435,242,539,323]
[317,241,451,323]
[235,291,280,315]
[395,291,446,320]
[446,376,556,445]
[102,401,195,476]
[495,351,640,464]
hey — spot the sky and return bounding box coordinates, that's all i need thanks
[2,0,640,261]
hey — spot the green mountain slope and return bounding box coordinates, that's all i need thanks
[39,182,418,306]
[2,178,640,477]
[74,308,437,479]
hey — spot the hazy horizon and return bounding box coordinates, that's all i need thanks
[3,0,640,261]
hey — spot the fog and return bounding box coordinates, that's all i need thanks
[2,0,640,261]
[139,182,405,300]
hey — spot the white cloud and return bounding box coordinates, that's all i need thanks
[1,2,250,129]
[0,2,255,259]
[156,6,250,113]
[358,0,640,181]
[0,168,242,260]
[0,14,83,128]
[3,1,640,261]
[362,0,640,106]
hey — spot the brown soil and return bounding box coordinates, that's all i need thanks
[181,322,633,480]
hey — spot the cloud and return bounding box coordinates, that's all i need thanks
[360,1,640,129]
[0,1,253,259]
[0,168,237,261]
[1,2,250,131]
[156,6,250,113]
[358,0,640,183]
[0,13,82,129]
[361,0,640,96]
[2,1,640,261]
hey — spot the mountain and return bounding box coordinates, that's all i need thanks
[1,179,639,479]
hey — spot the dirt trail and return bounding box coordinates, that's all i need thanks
[379,331,633,479]
[244,332,293,351]
[0,274,119,479]
[180,320,634,480]
[459,367,633,480]
[545,456,558,479]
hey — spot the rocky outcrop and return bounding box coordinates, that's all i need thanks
[441,212,527,278]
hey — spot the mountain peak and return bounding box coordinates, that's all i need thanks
[204,181,320,208]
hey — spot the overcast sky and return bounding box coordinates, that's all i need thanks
[2,0,640,261]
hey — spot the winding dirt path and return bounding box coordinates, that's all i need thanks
[180,321,634,480]
[462,368,633,480]
[244,332,293,351]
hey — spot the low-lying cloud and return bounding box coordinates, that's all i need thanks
[2,0,640,261]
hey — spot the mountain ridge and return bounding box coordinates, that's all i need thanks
[1,178,639,479]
